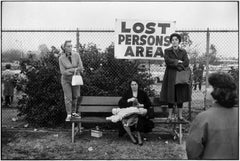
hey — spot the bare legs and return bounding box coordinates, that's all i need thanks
[123,126,137,144]
[123,125,143,145]
[168,103,183,121]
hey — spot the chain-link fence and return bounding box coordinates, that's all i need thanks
[1,29,238,126]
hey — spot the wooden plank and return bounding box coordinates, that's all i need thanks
[71,117,111,123]
[80,96,121,105]
[79,96,166,106]
[78,105,163,113]
[79,106,117,112]
[153,118,189,124]
[70,116,189,124]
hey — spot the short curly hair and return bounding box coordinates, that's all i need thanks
[208,72,237,108]
[170,33,181,43]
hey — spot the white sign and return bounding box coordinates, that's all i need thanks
[115,19,176,60]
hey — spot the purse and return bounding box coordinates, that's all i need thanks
[146,106,155,119]
[72,68,83,86]
[175,67,191,85]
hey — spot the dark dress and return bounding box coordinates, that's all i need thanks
[117,89,154,136]
[160,47,191,104]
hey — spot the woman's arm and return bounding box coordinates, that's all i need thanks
[118,91,132,108]
[164,50,179,68]
[59,58,75,76]
[186,115,207,159]
[181,50,190,67]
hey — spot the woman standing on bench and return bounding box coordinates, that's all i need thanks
[160,33,191,122]
[59,40,84,121]
[118,79,154,145]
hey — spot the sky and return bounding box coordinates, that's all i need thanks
[1,1,239,58]
[2,1,238,30]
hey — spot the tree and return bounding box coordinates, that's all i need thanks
[17,49,65,127]
[2,49,23,62]
[80,43,155,96]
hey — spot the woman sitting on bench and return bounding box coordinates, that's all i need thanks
[118,79,154,146]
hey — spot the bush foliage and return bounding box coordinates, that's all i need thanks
[17,44,155,127]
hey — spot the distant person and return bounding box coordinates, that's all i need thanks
[186,72,238,159]
[117,80,154,145]
[193,63,204,91]
[59,40,84,121]
[2,64,15,107]
[159,33,191,121]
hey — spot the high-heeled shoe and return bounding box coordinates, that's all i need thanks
[131,139,138,144]
[131,136,138,144]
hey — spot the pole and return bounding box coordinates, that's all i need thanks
[204,28,210,111]
[76,28,80,54]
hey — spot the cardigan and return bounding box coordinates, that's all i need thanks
[59,51,84,82]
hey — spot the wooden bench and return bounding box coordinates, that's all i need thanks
[70,96,189,144]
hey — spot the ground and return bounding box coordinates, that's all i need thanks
[2,128,187,160]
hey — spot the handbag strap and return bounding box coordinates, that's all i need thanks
[74,68,78,75]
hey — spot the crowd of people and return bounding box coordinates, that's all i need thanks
[2,33,238,159]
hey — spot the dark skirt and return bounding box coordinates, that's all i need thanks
[118,115,154,137]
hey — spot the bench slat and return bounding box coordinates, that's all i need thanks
[79,96,166,106]
[153,118,189,124]
[79,106,118,112]
[71,117,110,123]
[79,106,163,113]
[80,96,121,105]
[70,117,188,124]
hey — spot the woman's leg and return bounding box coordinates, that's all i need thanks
[72,85,80,115]
[168,103,174,119]
[177,103,183,119]
[62,81,73,120]
[136,131,143,145]
[123,125,137,144]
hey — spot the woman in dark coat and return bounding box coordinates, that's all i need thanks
[160,33,191,121]
[118,79,154,145]
[186,72,238,159]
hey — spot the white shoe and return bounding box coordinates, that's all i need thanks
[65,115,71,121]
[72,113,81,118]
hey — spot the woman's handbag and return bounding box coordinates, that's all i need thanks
[146,106,155,119]
[72,68,83,86]
[175,67,191,85]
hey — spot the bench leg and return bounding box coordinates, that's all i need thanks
[72,122,75,143]
[78,123,82,133]
[179,124,182,144]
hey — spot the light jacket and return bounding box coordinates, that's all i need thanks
[59,51,84,83]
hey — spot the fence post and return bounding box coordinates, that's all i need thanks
[204,28,210,111]
[76,28,80,53]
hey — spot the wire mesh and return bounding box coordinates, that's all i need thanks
[1,29,238,125]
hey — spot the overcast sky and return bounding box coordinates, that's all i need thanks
[1,1,239,58]
[2,1,238,30]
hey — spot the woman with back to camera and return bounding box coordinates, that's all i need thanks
[118,79,154,145]
[186,72,238,159]
[160,33,191,121]
[59,40,84,121]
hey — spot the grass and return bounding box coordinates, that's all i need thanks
[2,129,187,160]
